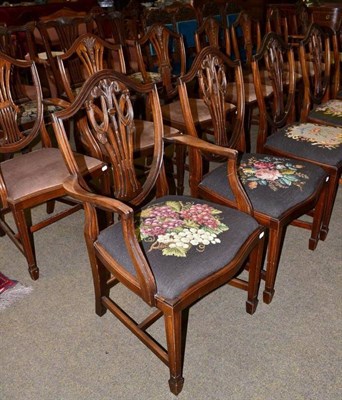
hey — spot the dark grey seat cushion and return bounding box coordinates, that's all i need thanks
[97,195,260,302]
[200,153,327,219]
[265,123,342,167]
[308,100,342,127]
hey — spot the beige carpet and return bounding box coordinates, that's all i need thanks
[0,184,341,400]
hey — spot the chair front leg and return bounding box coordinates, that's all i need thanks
[164,307,185,396]
[246,231,265,314]
[263,225,287,304]
[12,206,38,280]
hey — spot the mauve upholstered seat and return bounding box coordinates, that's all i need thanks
[161,98,235,127]
[1,147,103,203]
[133,120,179,152]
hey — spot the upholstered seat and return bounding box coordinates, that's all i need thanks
[18,100,64,126]
[307,100,342,127]
[133,120,179,152]
[1,148,103,203]
[97,195,259,301]
[265,123,342,166]
[200,153,327,219]
[161,98,236,128]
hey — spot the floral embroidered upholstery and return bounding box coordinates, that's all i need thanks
[199,154,327,218]
[238,156,310,191]
[308,99,342,127]
[96,195,259,300]
[136,201,229,257]
[265,123,342,166]
[129,71,161,84]
[18,101,63,126]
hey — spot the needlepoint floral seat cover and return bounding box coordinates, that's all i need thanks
[308,100,342,127]
[96,196,260,302]
[264,123,342,167]
[199,154,327,219]
[18,100,63,126]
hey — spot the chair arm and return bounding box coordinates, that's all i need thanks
[165,134,238,160]
[63,174,157,305]
[63,174,133,217]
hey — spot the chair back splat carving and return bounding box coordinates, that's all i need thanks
[53,68,266,395]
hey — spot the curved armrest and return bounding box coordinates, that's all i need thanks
[63,174,157,305]
[63,174,132,217]
[165,134,238,160]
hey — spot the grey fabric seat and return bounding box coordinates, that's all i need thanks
[265,123,342,167]
[200,154,327,219]
[97,195,259,302]
[307,100,342,127]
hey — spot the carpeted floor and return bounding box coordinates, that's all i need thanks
[0,183,341,400]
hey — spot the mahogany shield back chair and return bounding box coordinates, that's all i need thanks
[252,34,342,249]
[0,53,106,279]
[178,45,328,304]
[52,68,265,395]
[56,32,179,191]
[56,33,126,102]
[132,23,189,194]
[229,11,273,151]
[299,24,342,128]
[194,16,230,56]
[37,15,96,98]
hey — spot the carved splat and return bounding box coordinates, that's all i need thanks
[85,78,142,201]
[0,59,42,149]
[198,53,230,148]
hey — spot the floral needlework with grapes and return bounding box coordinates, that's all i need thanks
[239,156,309,191]
[315,100,342,118]
[284,123,342,149]
[136,202,229,257]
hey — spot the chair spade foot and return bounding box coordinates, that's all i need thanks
[169,376,184,396]
[29,265,39,280]
[263,288,275,304]
[246,299,258,315]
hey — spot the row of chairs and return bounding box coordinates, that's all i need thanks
[53,26,340,393]
[0,4,341,396]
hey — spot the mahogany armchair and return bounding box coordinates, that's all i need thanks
[56,33,126,102]
[52,69,265,395]
[0,53,106,279]
[56,32,179,191]
[36,15,96,98]
[177,46,327,304]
